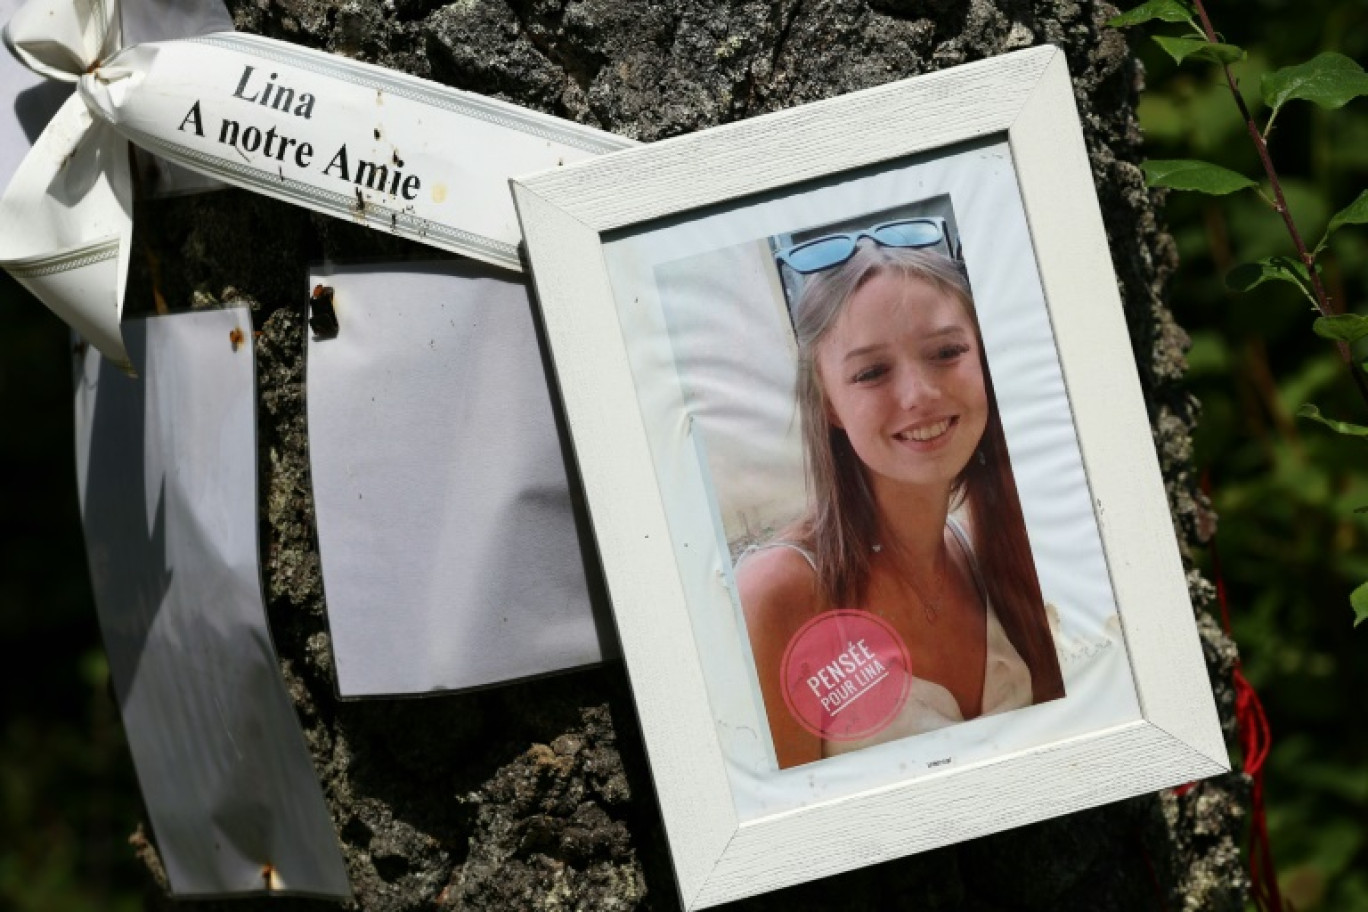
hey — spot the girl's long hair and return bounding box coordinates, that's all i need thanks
[789,245,1064,704]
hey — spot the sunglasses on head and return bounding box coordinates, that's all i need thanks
[774,217,954,274]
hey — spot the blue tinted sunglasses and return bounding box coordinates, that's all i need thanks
[774,218,952,274]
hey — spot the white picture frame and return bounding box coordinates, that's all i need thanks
[511,44,1227,910]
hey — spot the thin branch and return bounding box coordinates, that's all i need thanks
[1261,107,1279,142]
[1190,0,1368,414]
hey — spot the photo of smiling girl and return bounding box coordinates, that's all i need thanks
[737,225,1066,769]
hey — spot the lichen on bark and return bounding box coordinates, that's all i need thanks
[131,1,1247,909]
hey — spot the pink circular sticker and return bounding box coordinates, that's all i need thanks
[780,610,912,742]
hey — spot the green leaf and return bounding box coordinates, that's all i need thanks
[1325,189,1368,240]
[1351,582,1368,626]
[1153,35,1246,66]
[1226,256,1315,301]
[1313,314,1368,343]
[1142,159,1258,195]
[1262,53,1368,113]
[1296,403,1368,438]
[1106,0,1195,28]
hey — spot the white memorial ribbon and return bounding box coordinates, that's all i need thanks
[1,0,132,367]
[1,0,633,366]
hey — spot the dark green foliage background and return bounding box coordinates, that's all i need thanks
[1127,0,1368,907]
[0,271,144,911]
[0,0,1364,908]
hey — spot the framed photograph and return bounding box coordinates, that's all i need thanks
[512,45,1227,910]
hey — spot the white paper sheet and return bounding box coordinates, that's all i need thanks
[0,0,68,187]
[306,262,611,697]
[74,306,349,898]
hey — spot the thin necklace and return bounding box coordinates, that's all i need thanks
[874,539,948,624]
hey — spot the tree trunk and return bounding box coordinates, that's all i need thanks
[131,1,1248,908]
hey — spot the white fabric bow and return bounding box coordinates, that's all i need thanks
[0,0,231,369]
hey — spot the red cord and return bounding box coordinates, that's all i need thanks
[1205,476,1288,912]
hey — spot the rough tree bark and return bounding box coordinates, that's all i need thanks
[127,0,1248,909]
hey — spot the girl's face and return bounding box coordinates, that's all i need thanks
[814,270,989,496]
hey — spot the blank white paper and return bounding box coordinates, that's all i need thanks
[74,307,350,898]
[307,261,610,698]
[0,0,71,187]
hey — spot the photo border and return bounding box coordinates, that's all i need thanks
[512,44,1227,910]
